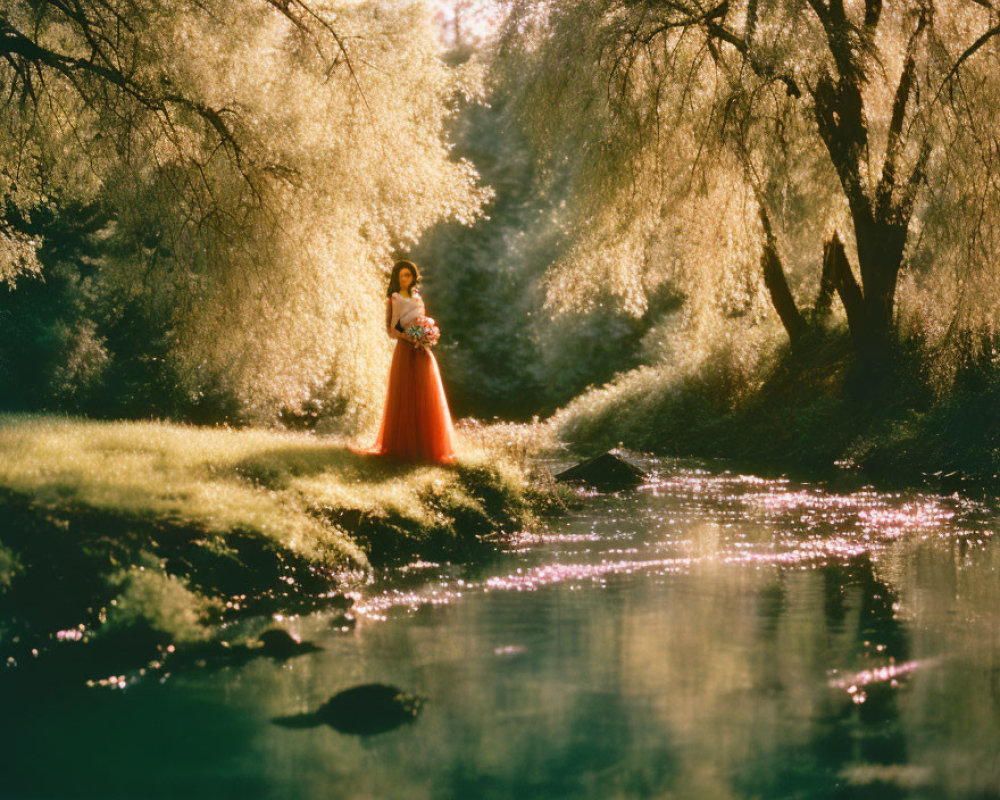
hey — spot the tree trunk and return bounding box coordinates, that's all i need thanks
[811,68,903,362]
[854,218,907,354]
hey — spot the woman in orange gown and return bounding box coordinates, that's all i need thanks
[364,260,456,464]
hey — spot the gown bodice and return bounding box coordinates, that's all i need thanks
[389,292,424,333]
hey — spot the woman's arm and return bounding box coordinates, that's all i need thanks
[385,298,399,339]
[385,297,411,341]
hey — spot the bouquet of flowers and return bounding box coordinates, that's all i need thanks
[405,316,441,349]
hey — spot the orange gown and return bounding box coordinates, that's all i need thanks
[367,291,456,464]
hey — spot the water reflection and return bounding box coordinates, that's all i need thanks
[2,462,999,799]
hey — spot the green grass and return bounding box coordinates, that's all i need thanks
[0,414,538,659]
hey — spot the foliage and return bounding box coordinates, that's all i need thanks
[553,317,783,455]
[0,1,488,426]
[414,59,653,417]
[551,322,1000,488]
[0,544,21,591]
[495,0,1000,369]
[104,565,217,643]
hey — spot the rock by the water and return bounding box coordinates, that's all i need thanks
[329,593,354,611]
[317,683,424,734]
[330,612,356,632]
[554,451,646,491]
[257,628,321,659]
[273,683,425,735]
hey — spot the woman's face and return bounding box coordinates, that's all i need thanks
[399,268,414,290]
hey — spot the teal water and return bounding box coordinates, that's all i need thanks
[3,460,1000,799]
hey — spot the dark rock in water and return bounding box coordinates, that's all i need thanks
[317,684,424,734]
[329,613,356,632]
[554,451,646,491]
[329,593,354,611]
[272,683,425,735]
[257,628,322,659]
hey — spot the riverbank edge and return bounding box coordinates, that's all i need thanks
[0,415,558,673]
[552,330,1000,497]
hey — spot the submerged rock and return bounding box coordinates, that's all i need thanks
[273,683,425,735]
[257,628,321,659]
[329,612,356,632]
[554,451,646,492]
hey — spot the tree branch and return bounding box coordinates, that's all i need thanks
[811,73,871,220]
[864,0,882,28]
[703,20,801,97]
[825,232,866,345]
[813,237,837,321]
[928,21,1000,112]
[875,7,928,220]
[759,202,807,343]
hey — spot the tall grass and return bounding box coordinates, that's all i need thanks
[551,325,1000,486]
[552,324,778,456]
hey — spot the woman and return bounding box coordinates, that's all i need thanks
[362,260,456,464]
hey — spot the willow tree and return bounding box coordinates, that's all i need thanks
[497,0,1000,369]
[0,1,488,424]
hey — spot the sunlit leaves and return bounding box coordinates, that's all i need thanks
[0,1,490,425]
[497,0,1000,377]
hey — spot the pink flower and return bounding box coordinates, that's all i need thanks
[405,316,441,349]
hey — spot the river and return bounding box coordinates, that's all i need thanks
[3,458,999,799]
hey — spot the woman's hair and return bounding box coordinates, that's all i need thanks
[386,259,422,298]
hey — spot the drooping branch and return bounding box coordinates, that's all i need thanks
[699,7,805,345]
[628,0,801,97]
[702,17,801,97]
[263,0,360,85]
[0,23,246,155]
[0,2,354,199]
[263,0,386,158]
[927,21,1000,112]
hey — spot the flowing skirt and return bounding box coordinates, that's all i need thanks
[367,340,456,464]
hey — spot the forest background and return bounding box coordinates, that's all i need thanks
[3,0,1000,482]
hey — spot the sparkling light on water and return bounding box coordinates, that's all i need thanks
[347,465,995,635]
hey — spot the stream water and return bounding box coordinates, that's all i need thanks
[2,459,999,799]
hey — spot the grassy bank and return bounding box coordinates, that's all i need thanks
[552,329,1000,491]
[0,414,541,668]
